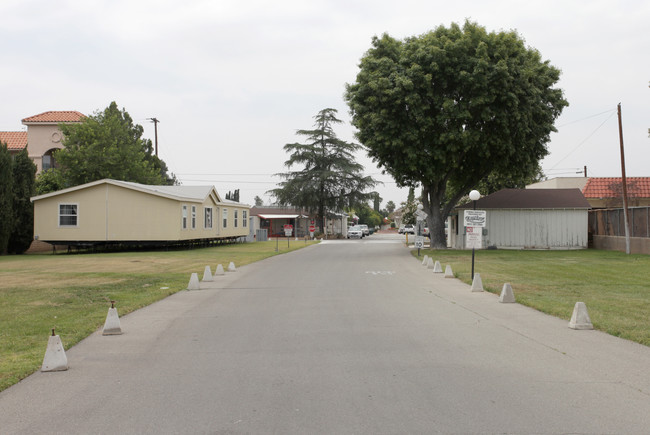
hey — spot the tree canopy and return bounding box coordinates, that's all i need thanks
[345,21,568,247]
[268,108,377,232]
[51,102,173,189]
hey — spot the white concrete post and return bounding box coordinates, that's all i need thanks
[202,266,213,282]
[471,273,483,292]
[187,273,200,290]
[499,283,515,303]
[41,329,68,372]
[569,302,594,330]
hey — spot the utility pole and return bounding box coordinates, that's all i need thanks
[148,118,159,156]
[617,103,631,254]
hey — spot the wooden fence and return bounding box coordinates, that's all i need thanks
[589,207,650,238]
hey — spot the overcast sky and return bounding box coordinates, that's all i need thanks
[1,0,648,207]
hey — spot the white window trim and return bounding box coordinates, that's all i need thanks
[181,205,188,230]
[234,210,238,228]
[191,205,197,229]
[204,207,213,229]
[243,210,248,228]
[58,203,79,227]
[222,208,228,228]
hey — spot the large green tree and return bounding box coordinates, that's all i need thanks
[0,143,13,254]
[54,102,172,188]
[268,108,377,232]
[8,148,36,254]
[345,21,568,248]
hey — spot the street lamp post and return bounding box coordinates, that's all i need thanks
[469,190,481,280]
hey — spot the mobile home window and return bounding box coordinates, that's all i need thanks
[182,205,188,229]
[59,204,78,227]
[222,208,228,228]
[204,207,213,229]
[191,206,197,229]
[243,210,248,228]
[234,210,239,228]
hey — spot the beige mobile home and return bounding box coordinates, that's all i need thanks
[31,179,250,249]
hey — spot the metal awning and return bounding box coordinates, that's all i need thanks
[258,214,300,219]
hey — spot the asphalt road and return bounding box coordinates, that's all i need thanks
[1,234,649,434]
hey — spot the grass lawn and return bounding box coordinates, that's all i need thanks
[415,248,650,346]
[0,240,317,392]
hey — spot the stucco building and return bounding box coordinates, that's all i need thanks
[0,110,85,173]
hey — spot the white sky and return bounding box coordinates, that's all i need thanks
[1,0,648,208]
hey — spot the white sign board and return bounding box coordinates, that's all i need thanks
[415,236,424,249]
[284,228,293,237]
[464,210,487,228]
[415,210,428,221]
[465,226,483,249]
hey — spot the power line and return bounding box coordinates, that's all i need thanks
[549,111,616,170]
[556,109,616,128]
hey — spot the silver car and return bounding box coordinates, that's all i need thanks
[347,225,363,239]
[359,224,370,236]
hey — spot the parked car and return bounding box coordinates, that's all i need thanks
[359,224,370,236]
[398,224,405,234]
[403,224,415,234]
[347,225,363,239]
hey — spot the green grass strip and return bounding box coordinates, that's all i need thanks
[414,248,650,346]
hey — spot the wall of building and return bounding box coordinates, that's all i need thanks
[454,209,588,249]
[33,183,250,243]
[26,124,64,173]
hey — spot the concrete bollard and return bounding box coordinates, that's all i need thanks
[187,272,200,290]
[202,266,213,282]
[227,262,237,272]
[41,329,68,372]
[426,257,434,269]
[214,264,225,276]
[569,302,594,330]
[433,260,443,273]
[444,265,454,278]
[422,255,429,266]
[499,283,515,303]
[471,273,483,292]
[102,301,123,335]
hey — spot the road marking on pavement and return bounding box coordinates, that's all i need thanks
[365,271,396,275]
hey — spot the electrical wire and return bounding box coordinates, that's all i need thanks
[549,110,617,170]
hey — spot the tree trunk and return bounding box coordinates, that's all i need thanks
[422,184,447,249]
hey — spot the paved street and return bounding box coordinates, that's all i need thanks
[1,234,650,434]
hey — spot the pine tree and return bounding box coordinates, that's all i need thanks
[268,108,377,231]
[8,148,37,254]
[0,142,14,254]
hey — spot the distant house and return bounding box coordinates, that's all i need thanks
[30,179,250,249]
[250,206,348,238]
[581,177,650,208]
[526,176,589,191]
[0,110,85,173]
[527,176,650,209]
[452,189,591,250]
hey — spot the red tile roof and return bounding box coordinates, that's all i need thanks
[22,111,85,123]
[0,131,28,150]
[582,177,650,199]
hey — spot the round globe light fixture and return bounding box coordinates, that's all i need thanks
[469,190,481,201]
